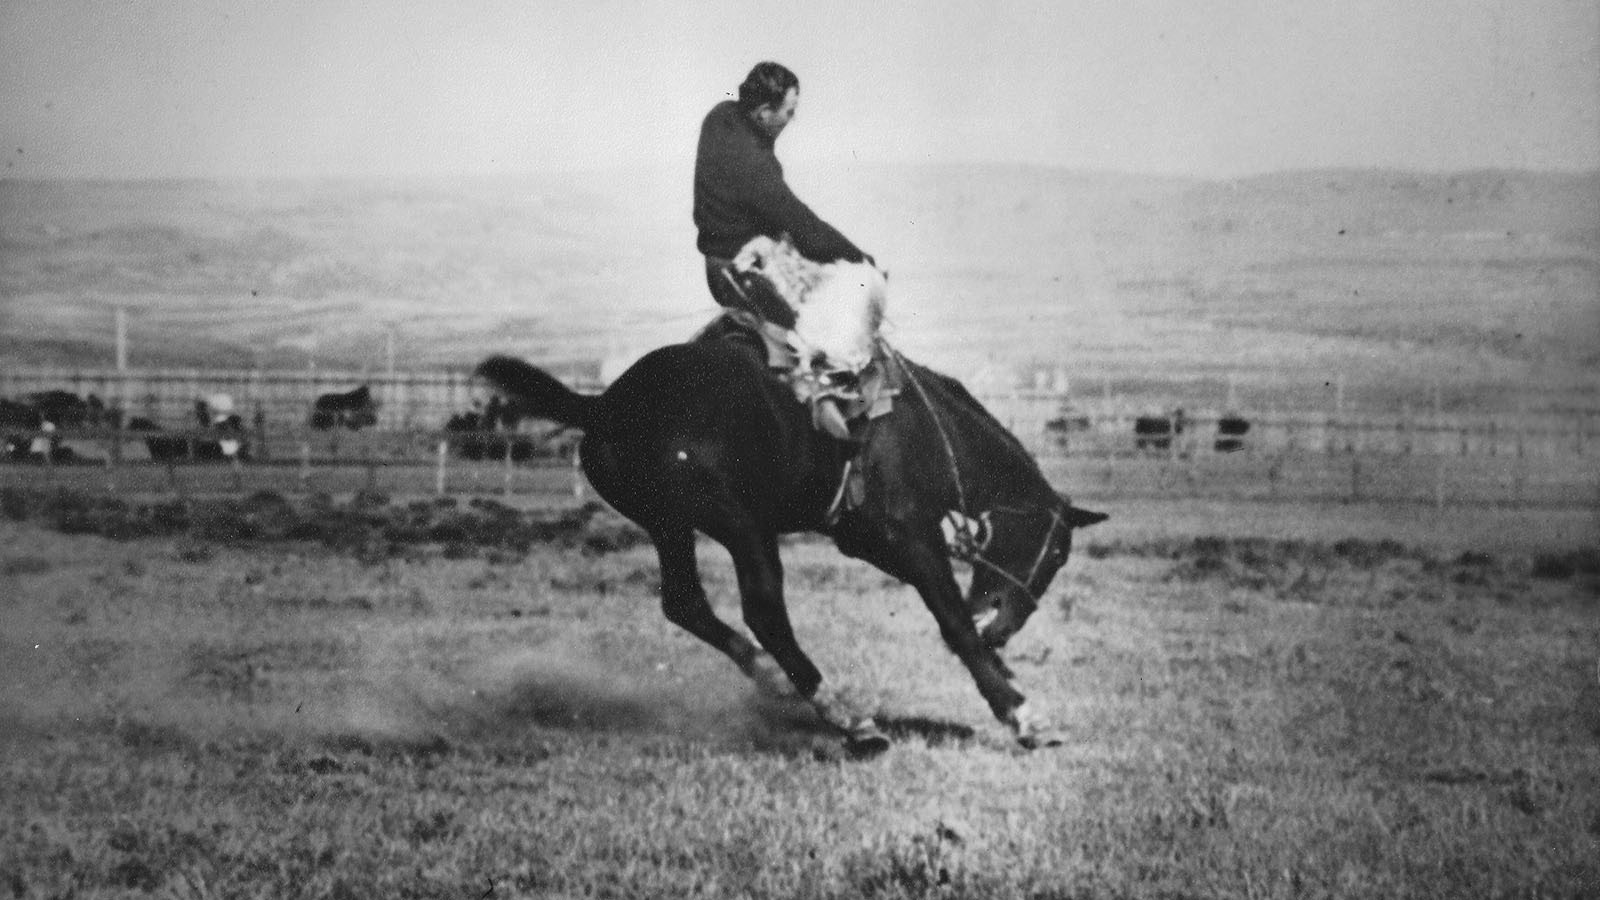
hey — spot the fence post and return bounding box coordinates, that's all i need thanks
[502,439,514,498]
[106,422,121,492]
[571,450,585,501]
[41,431,55,486]
[435,440,448,496]
[254,404,270,462]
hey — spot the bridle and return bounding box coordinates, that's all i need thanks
[944,504,1066,602]
[887,341,1066,604]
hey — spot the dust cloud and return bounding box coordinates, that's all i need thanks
[0,619,834,757]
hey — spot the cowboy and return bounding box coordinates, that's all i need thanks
[694,63,891,440]
[693,61,872,331]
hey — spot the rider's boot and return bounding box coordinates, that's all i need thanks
[813,396,851,440]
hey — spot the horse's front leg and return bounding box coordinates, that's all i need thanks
[896,539,1055,747]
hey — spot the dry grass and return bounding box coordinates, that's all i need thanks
[2,492,1597,898]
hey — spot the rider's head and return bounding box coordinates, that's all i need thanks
[738,61,800,140]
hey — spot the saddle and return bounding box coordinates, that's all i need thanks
[693,308,900,439]
[692,307,900,520]
[720,236,898,440]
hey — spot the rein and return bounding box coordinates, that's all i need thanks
[887,342,966,513]
[887,343,1061,599]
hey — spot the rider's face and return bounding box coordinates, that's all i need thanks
[754,88,798,140]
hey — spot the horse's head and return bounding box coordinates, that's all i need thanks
[959,498,1108,649]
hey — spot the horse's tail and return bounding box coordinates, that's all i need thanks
[475,355,598,430]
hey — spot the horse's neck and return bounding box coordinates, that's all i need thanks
[902,359,1048,508]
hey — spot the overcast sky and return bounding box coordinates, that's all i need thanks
[2,0,1596,179]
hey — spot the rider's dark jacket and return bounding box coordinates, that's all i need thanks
[693,100,865,264]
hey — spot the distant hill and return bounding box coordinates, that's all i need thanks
[1,166,1595,412]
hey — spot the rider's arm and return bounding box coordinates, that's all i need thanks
[742,156,867,265]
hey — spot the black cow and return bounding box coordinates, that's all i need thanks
[1042,411,1092,453]
[27,390,90,428]
[1,394,91,461]
[1,399,42,459]
[129,410,249,463]
[1134,409,1187,452]
[310,385,379,430]
[444,396,537,461]
[1215,415,1251,453]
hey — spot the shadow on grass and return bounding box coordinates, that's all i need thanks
[877,714,977,748]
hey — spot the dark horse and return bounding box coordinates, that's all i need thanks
[478,339,1105,751]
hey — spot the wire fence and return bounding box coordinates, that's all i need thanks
[2,365,1596,509]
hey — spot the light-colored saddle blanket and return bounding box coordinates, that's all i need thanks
[694,308,900,438]
[732,235,887,375]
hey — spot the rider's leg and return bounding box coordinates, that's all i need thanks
[704,258,797,329]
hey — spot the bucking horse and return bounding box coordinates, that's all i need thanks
[477,335,1105,754]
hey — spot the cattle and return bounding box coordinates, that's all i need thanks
[27,390,90,428]
[444,395,537,461]
[1,392,112,461]
[1,399,43,460]
[1134,409,1187,452]
[129,395,250,462]
[127,417,189,462]
[1215,415,1251,453]
[1042,410,1092,452]
[310,385,378,430]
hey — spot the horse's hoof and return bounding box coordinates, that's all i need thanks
[845,721,891,759]
[1015,728,1066,751]
[1007,701,1064,750]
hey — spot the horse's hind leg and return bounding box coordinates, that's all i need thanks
[719,528,821,698]
[651,525,794,698]
[717,526,888,754]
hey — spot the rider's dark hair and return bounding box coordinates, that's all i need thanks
[737,62,799,112]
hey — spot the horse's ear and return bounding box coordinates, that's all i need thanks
[1062,503,1108,529]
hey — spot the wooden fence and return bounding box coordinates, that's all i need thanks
[2,365,1597,508]
[0,365,603,434]
[4,366,1595,461]
[2,425,1594,511]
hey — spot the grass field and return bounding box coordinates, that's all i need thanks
[3,490,1597,898]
